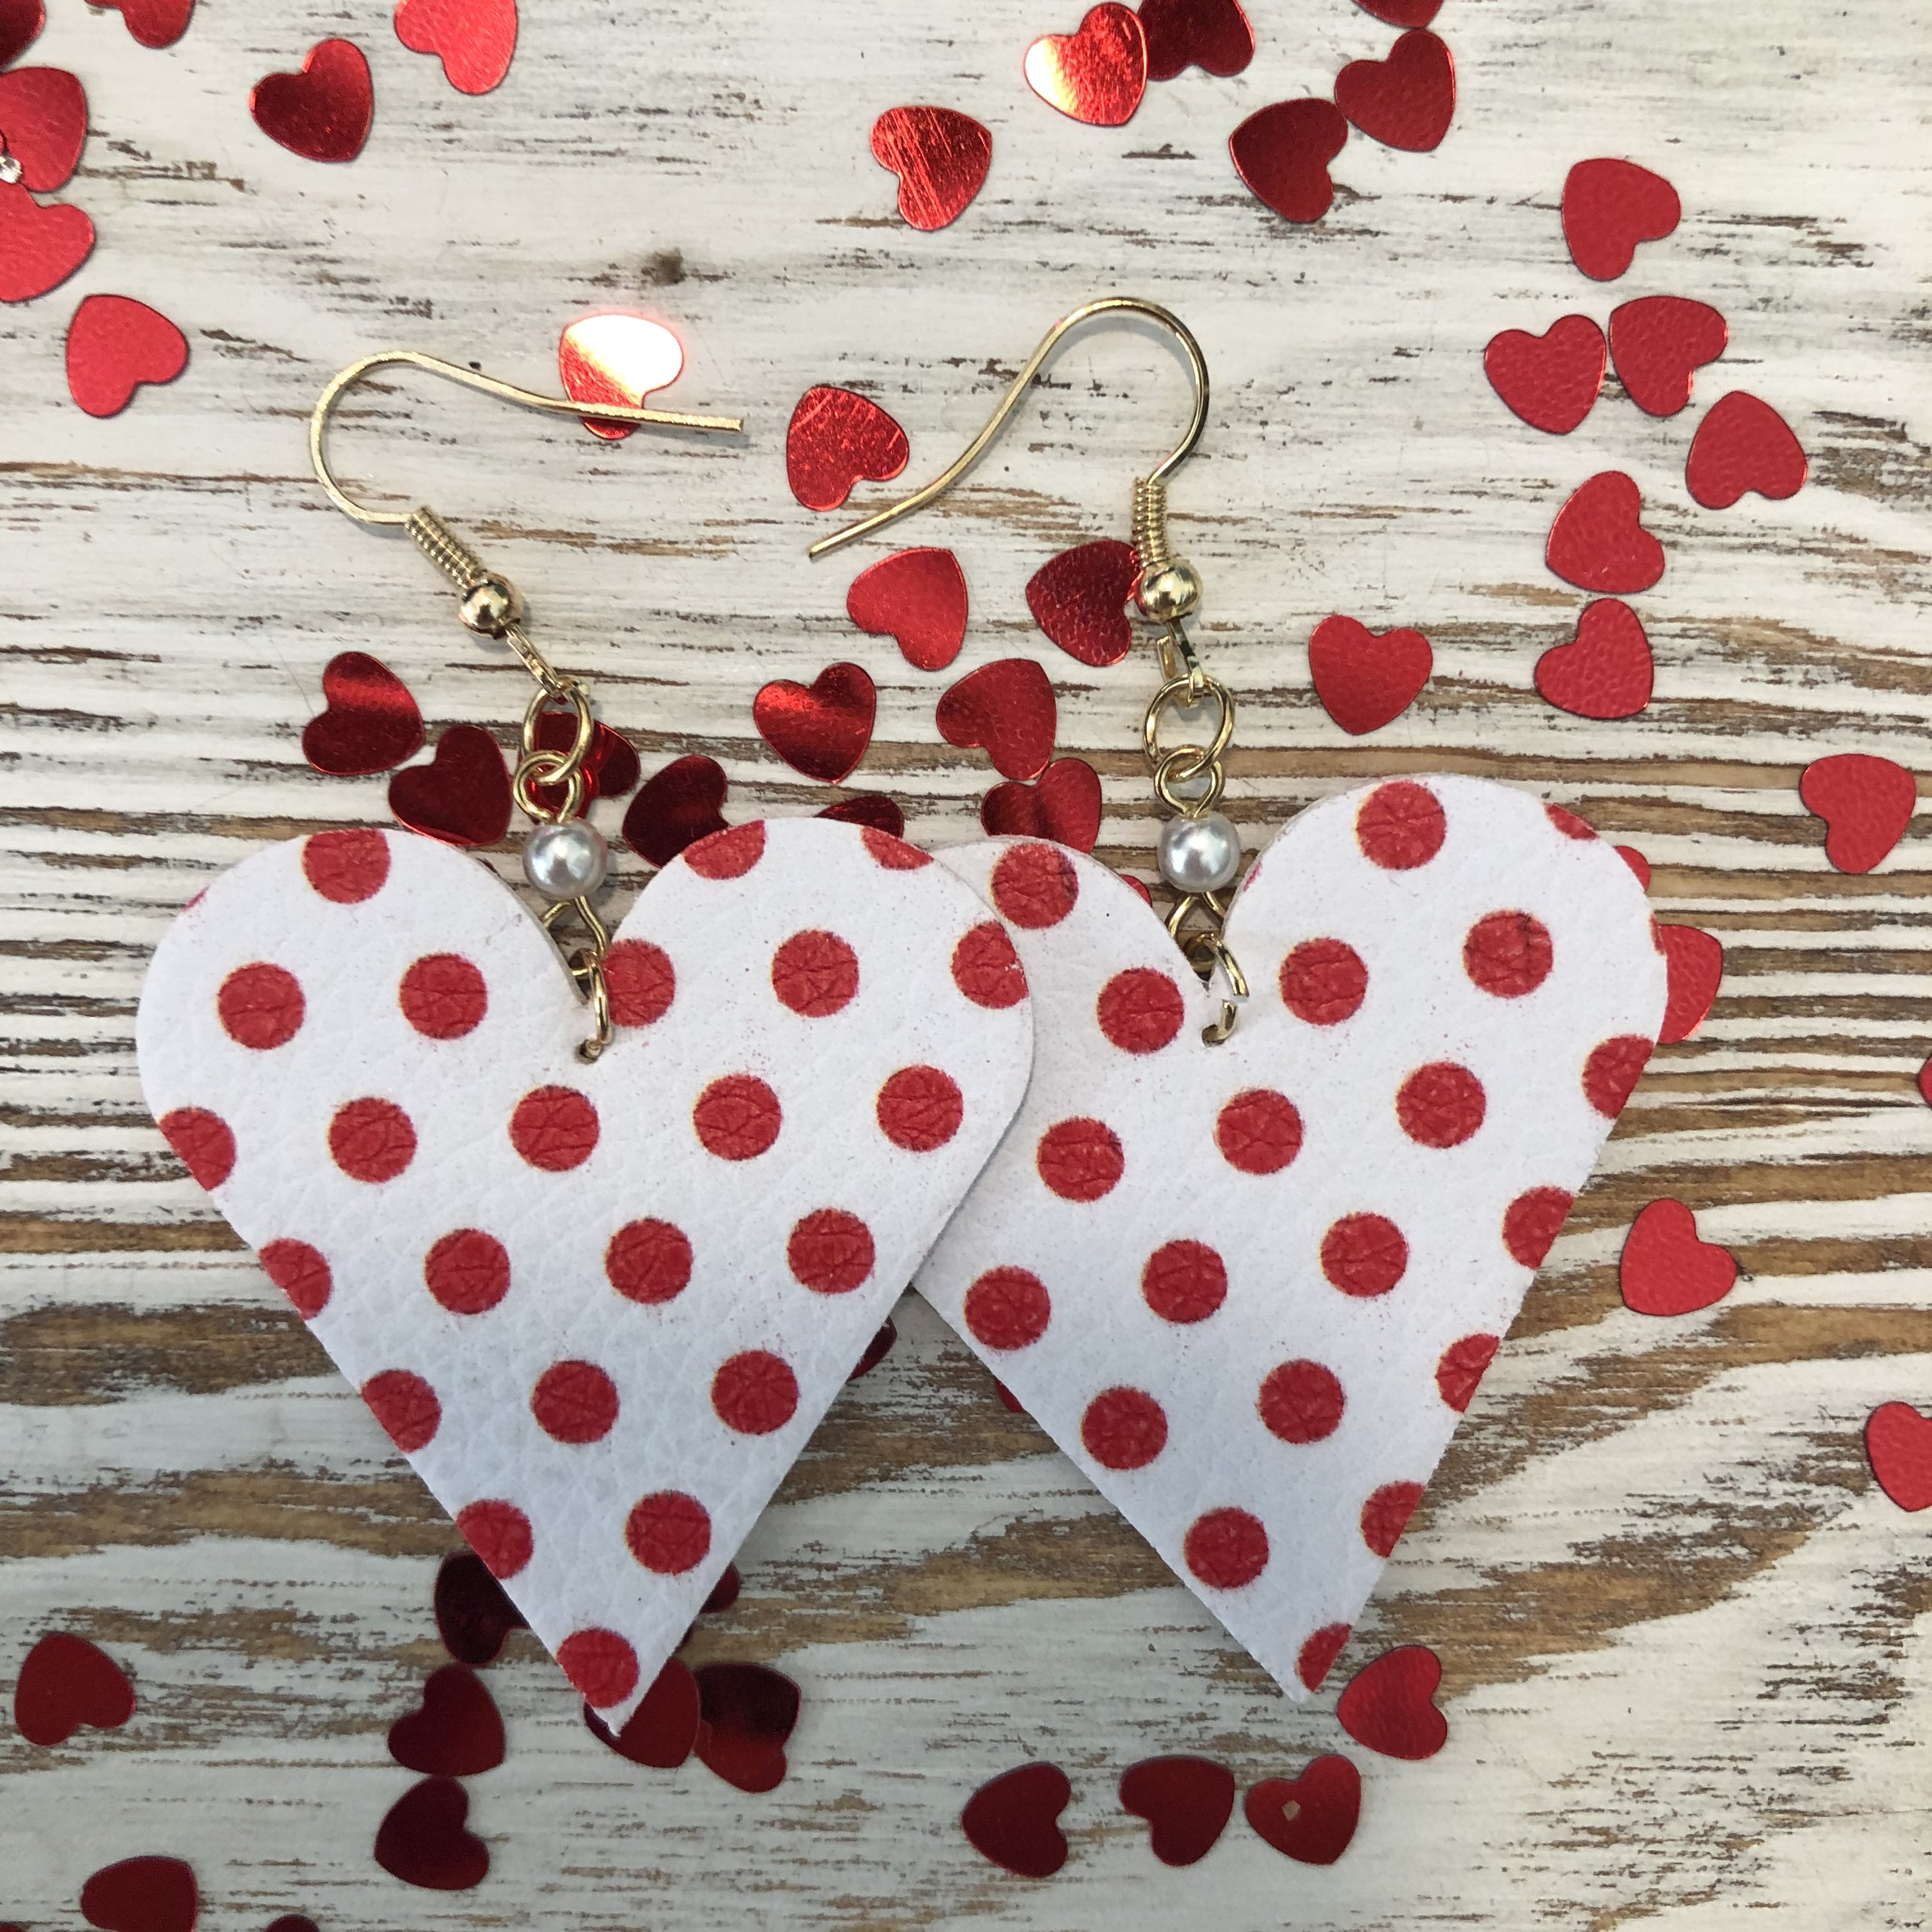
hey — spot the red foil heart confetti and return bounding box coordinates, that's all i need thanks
[250,40,373,164]
[0,178,93,303]
[753,661,876,783]
[1336,1645,1448,1760]
[1656,923,1723,1043]
[1620,1200,1738,1316]
[1799,753,1916,874]
[65,294,188,417]
[980,756,1102,851]
[529,712,640,814]
[558,312,683,442]
[846,545,968,670]
[94,0,193,50]
[702,1562,743,1614]
[1229,98,1349,225]
[1616,844,1653,889]
[1563,158,1681,281]
[1118,1755,1236,1866]
[818,793,906,838]
[692,1662,801,1794]
[1865,1403,1932,1512]
[1334,29,1455,152]
[1024,4,1146,127]
[1139,0,1254,81]
[1546,471,1665,594]
[393,0,517,96]
[1686,391,1808,509]
[786,387,909,512]
[388,1664,505,1777]
[1244,1755,1362,1864]
[374,1777,489,1891]
[869,107,992,231]
[1608,296,1728,417]
[621,753,729,866]
[80,1859,197,1932]
[0,0,43,68]
[0,66,85,190]
[1483,315,1606,435]
[584,1658,701,1768]
[434,1549,527,1665]
[849,1315,898,1378]
[936,658,1057,781]
[1026,538,1137,667]
[961,1761,1072,1878]
[14,1633,135,1746]
[388,724,512,848]
[1534,599,1654,721]
[1308,614,1432,734]
[1355,0,1441,21]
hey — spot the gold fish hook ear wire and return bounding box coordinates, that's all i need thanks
[309,347,744,1063]
[805,295,1245,1045]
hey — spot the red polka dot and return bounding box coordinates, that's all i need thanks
[684,822,764,879]
[862,825,931,869]
[302,828,390,903]
[361,1368,440,1451]
[1258,1360,1346,1443]
[1320,1214,1408,1298]
[876,1065,963,1151]
[1096,968,1186,1053]
[1141,1240,1227,1323]
[1356,781,1446,870]
[605,1218,693,1304]
[1296,1623,1352,1692]
[1545,802,1597,840]
[1361,1481,1425,1558]
[772,929,860,1016]
[963,1267,1051,1350]
[694,1075,781,1160]
[558,1628,639,1707]
[259,1239,330,1318]
[1280,939,1368,1025]
[1184,1508,1269,1590]
[787,1208,875,1294]
[1584,1035,1653,1117]
[531,1359,620,1444]
[604,940,676,1027]
[329,1097,416,1182]
[1036,1117,1124,1202]
[1215,1090,1302,1175]
[397,953,487,1039]
[510,1086,600,1171]
[1502,1186,1574,1267]
[424,1229,511,1315]
[1464,911,1553,998]
[626,1490,711,1575]
[711,1350,800,1435]
[1435,1334,1500,1413]
[951,922,1028,1008]
[456,1499,533,1579]
[1396,1063,1486,1148]
[1080,1387,1169,1470]
[159,1107,236,1190]
[218,962,305,1050]
[990,842,1079,928]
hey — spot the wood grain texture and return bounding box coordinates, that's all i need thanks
[3,0,1929,1923]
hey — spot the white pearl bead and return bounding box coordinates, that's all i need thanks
[1158,811,1242,893]
[523,819,608,898]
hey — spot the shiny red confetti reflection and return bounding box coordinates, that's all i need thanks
[961,1761,1072,1877]
[1244,1755,1361,1864]
[558,312,683,441]
[849,1316,898,1378]
[1800,753,1917,875]
[79,1861,196,1932]
[1656,923,1723,1043]
[623,753,730,866]
[1545,471,1664,594]
[1309,616,1432,735]
[1334,29,1454,151]
[1866,1403,1932,1511]
[64,294,187,417]
[1483,315,1605,435]
[786,386,908,511]
[818,793,905,838]
[1607,296,1727,417]
[529,712,640,814]
[388,1664,505,1777]
[1356,0,1440,20]
[1336,1647,1446,1761]
[1139,0,1253,80]
[374,1777,489,1891]
[847,545,967,670]
[692,1662,800,1793]
[1533,600,1654,721]
[1229,98,1348,225]
[302,650,423,775]
[936,658,1057,781]
[434,1549,527,1665]
[14,1632,135,1745]
[584,1658,701,1767]
[753,661,875,783]
[0,66,86,191]
[0,178,93,303]
[1027,538,1136,667]
[1562,158,1681,281]
[389,725,512,847]
[394,0,516,95]
[1686,392,1807,509]
[1118,1755,1235,1866]
[94,0,193,50]
[1024,4,1146,126]
[0,0,44,69]
[1619,1200,1738,1316]
[981,757,1102,851]
[250,39,373,163]
[870,106,991,231]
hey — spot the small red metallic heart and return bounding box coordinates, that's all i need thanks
[621,753,728,866]
[702,1562,743,1613]
[754,662,876,783]
[961,1761,1072,1877]
[1534,598,1653,719]
[1620,1200,1737,1316]
[94,0,192,49]
[1686,391,1807,509]
[936,658,1056,781]
[1546,471,1664,594]
[265,1918,319,1932]
[80,1859,196,1932]
[1336,1645,1447,1760]
[388,724,512,848]
[786,386,909,512]
[394,0,516,95]
[1334,29,1454,152]
[1354,0,1441,21]
[1656,923,1722,1043]
[1309,614,1432,734]
[1229,98,1349,225]
[0,179,93,303]
[374,1777,489,1891]
[388,1665,504,1777]
[869,106,991,231]
[1243,1755,1361,1864]
[65,294,188,417]
[1025,4,1146,126]
[14,1633,135,1746]
[818,793,905,838]
[0,0,43,68]
[250,40,373,164]
[1800,753,1917,875]
[1616,844,1651,889]
[1484,315,1605,435]
[434,1549,527,1665]
[1562,158,1680,281]
[0,66,84,190]
[529,713,640,814]
[1608,296,1727,418]
[558,312,683,442]
[583,1658,701,1768]
[1027,538,1136,667]
[981,756,1101,851]
[1866,1403,1932,1512]
[1139,0,1253,81]
[1118,1755,1235,1866]
[847,546,967,670]
[693,1662,800,1794]
[849,1315,898,1378]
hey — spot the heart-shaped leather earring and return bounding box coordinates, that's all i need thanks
[138,350,1034,1728]
[811,298,1667,1701]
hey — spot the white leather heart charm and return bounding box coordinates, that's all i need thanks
[137,817,1032,1722]
[919,777,1665,1698]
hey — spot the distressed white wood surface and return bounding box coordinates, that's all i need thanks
[3,0,1931,1924]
